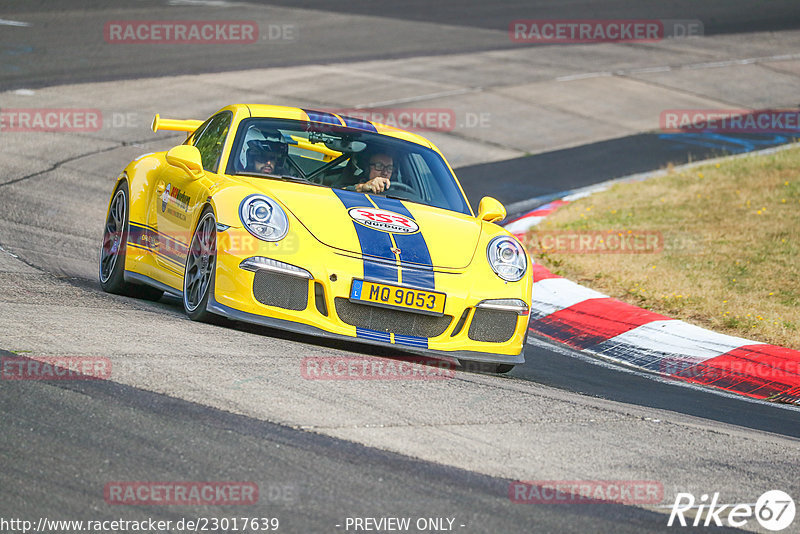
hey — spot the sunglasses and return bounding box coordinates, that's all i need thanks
[369,162,394,173]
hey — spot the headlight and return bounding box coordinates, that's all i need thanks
[487,236,527,282]
[239,195,288,241]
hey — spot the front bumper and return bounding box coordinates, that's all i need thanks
[210,226,530,364]
[207,295,525,365]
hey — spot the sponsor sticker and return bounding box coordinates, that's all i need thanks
[348,207,419,234]
[161,183,191,212]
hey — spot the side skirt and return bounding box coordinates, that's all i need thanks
[124,271,182,298]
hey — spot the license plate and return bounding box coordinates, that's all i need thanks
[350,280,446,316]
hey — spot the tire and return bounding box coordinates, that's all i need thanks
[459,360,515,374]
[494,364,515,374]
[99,182,164,301]
[183,206,219,322]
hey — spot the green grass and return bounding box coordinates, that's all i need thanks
[527,144,800,349]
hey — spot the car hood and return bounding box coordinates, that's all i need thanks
[250,181,481,269]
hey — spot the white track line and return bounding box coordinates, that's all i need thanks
[597,320,762,363]
[355,87,482,109]
[526,335,800,413]
[0,19,31,27]
[167,0,240,6]
[556,53,800,82]
[530,278,608,318]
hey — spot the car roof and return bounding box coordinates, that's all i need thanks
[239,104,437,150]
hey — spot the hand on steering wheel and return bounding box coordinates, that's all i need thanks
[356,177,390,193]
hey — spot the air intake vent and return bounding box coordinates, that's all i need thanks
[334,298,452,338]
[450,309,470,337]
[253,270,308,311]
[314,281,328,316]
[467,308,518,343]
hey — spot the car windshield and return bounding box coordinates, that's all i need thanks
[226,118,471,215]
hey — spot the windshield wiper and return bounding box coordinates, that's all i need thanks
[383,194,424,206]
[237,172,310,183]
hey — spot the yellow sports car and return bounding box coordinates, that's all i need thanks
[99,105,532,372]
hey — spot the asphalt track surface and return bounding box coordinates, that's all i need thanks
[1,349,701,534]
[2,2,800,533]
[522,336,800,439]
[2,0,800,90]
[251,0,800,36]
[458,132,800,215]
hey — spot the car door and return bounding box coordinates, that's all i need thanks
[150,111,233,279]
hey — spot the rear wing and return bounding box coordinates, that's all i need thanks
[151,113,204,133]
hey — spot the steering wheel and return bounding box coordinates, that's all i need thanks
[386,182,415,194]
[383,181,422,202]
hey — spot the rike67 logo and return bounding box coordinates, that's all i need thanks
[668,490,795,531]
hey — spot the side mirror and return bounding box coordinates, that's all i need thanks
[166,145,204,178]
[477,196,506,223]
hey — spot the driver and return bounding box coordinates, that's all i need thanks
[247,148,278,174]
[245,140,288,175]
[352,152,393,193]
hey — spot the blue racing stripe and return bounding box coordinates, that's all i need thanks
[394,334,429,348]
[127,223,186,270]
[303,109,345,126]
[339,114,378,132]
[129,222,189,253]
[369,197,435,290]
[126,241,183,274]
[356,328,391,343]
[333,189,398,284]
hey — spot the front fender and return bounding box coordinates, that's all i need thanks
[116,152,164,223]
